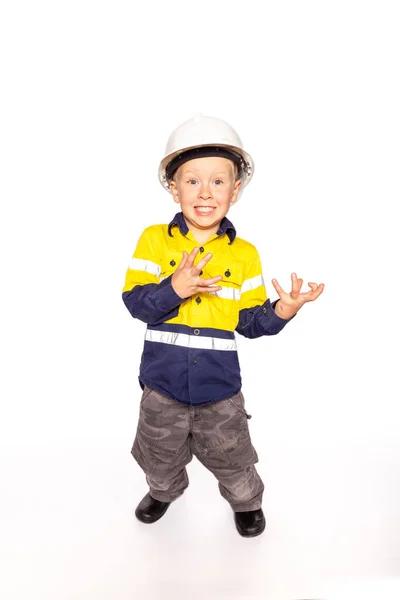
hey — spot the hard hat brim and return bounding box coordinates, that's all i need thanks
[158,142,254,195]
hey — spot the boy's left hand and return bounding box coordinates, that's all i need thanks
[271,273,324,320]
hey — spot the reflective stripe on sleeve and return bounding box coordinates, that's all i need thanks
[145,329,237,351]
[129,258,161,277]
[241,274,265,294]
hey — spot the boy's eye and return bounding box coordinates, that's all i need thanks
[188,179,197,185]
[214,179,223,185]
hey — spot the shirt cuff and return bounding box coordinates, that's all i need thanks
[154,275,187,311]
[256,298,296,334]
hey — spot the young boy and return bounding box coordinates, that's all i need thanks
[122,115,324,537]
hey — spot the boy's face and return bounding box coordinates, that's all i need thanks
[169,156,241,237]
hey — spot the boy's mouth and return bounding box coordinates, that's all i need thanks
[194,206,216,214]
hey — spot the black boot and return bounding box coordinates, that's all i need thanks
[234,508,266,537]
[135,492,171,524]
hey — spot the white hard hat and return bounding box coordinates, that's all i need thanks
[158,114,254,197]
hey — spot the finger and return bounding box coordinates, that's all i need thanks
[302,283,325,301]
[309,283,324,296]
[185,247,200,269]
[271,278,285,297]
[297,278,303,291]
[291,272,300,296]
[193,252,215,273]
[307,282,318,292]
[177,251,188,269]
[199,276,223,286]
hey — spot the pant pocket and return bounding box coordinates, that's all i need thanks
[198,428,259,472]
[226,391,252,419]
[132,435,178,478]
[139,385,153,408]
[132,388,189,478]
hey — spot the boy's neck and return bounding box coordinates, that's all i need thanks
[189,226,219,246]
[183,214,221,246]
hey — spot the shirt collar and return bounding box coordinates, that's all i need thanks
[168,211,236,244]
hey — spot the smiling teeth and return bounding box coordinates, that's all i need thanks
[196,207,214,212]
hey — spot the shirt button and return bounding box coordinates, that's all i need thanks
[225,269,231,277]
[170,260,176,266]
[195,297,201,304]
[199,247,204,253]
[263,307,267,314]
[192,359,197,365]
[193,329,200,335]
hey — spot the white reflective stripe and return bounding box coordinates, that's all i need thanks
[241,274,265,294]
[213,287,241,301]
[145,329,237,351]
[128,258,161,277]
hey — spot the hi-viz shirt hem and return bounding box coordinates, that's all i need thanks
[138,377,243,407]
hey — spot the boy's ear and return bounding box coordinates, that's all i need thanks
[169,180,180,204]
[230,179,241,205]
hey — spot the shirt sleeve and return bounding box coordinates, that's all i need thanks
[235,248,295,338]
[122,226,186,325]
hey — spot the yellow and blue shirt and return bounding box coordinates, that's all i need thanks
[122,212,293,405]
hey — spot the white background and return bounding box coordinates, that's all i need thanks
[1,1,399,599]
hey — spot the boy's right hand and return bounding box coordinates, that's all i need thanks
[171,247,222,299]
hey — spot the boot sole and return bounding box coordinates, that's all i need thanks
[134,505,170,524]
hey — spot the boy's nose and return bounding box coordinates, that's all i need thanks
[198,185,212,200]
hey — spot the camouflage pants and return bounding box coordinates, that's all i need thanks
[131,386,264,511]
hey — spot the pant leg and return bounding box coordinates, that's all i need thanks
[131,386,192,502]
[191,391,264,511]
